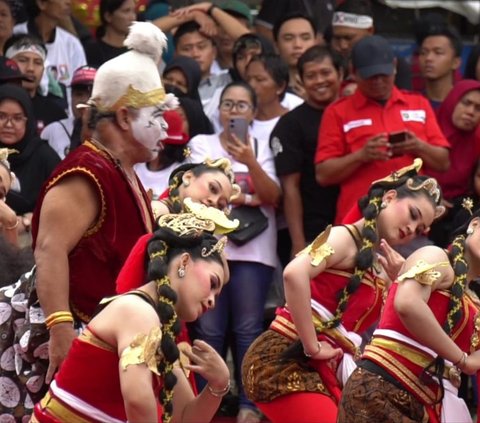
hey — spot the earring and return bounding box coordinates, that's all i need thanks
[380,201,387,209]
[467,227,474,235]
[177,266,185,278]
[183,180,190,187]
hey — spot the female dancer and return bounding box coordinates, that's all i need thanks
[151,157,240,218]
[32,212,233,423]
[241,159,445,423]
[339,210,480,422]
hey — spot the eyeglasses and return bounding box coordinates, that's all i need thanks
[219,100,253,113]
[0,112,27,127]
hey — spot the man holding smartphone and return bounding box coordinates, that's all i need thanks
[315,35,450,223]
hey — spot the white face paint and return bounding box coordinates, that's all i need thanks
[131,106,169,156]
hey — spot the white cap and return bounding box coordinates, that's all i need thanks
[89,21,177,113]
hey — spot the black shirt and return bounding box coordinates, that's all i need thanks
[32,93,68,134]
[85,39,128,68]
[271,102,339,241]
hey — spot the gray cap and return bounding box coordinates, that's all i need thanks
[352,35,394,79]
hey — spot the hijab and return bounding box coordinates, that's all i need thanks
[0,84,60,213]
[178,97,213,138]
[163,55,202,101]
[428,79,480,200]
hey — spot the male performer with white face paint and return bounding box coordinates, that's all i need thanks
[28,21,177,410]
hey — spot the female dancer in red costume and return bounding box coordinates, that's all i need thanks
[32,212,233,423]
[241,159,445,423]
[339,205,480,422]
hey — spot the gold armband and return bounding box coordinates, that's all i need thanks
[296,225,335,266]
[397,260,449,286]
[120,327,163,374]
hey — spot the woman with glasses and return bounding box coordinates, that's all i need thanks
[188,80,281,423]
[204,34,303,133]
[0,84,60,218]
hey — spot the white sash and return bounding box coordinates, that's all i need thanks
[310,299,361,386]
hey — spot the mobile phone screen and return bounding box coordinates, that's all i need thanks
[228,118,248,144]
[389,131,407,144]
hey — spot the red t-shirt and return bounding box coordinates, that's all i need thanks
[315,87,449,223]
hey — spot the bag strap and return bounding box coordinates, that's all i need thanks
[253,137,258,158]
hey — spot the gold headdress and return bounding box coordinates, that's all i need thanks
[406,177,441,204]
[372,158,423,185]
[157,213,216,236]
[0,148,18,167]
[184,197,239,234]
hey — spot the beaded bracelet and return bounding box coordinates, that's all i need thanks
[207,380,230,397]
[304,341,322,358]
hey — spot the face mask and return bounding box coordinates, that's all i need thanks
[131,106,168,154]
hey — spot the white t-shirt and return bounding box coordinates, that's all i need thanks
[188,133,279,267]
[135,162,186,200]
[205,90,303,133]
[40,117,73,160]
[251,117,280,146]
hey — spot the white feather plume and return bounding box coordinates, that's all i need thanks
[159,94,179,111]
[124,21,167,64]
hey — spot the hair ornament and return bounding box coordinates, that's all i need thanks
[405,177,441,204]
[201,236,228,257]
[462,197,474,216]
[158,212,217,236]
[372,158,423,185]
[203,157,241,200]
[184,197,239,234]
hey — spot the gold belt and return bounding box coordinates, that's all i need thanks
[368,336,461,388]
[270,312,360,357]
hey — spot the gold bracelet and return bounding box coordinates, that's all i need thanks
[207,380,230,397]
[453,351,467,367]
[45,311,74,329]
[304,341,322,358]
[4,218,19,231]
[46,317,74,329]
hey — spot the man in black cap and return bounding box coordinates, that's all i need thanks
[314,35,450,223]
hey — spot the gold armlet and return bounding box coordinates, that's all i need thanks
[120,327,163,374]
[296,225,335,266]
[397,260,449,286]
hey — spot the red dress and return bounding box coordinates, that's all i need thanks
[362,283,480,422]
[32,327,163,422]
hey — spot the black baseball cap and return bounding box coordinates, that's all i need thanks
[0,57,30,84]
[352,35,394,79]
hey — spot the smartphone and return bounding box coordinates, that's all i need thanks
[388,131,408,144]
[228,117,249,144]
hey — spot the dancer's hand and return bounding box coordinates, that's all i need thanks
[462,350,480,375]
[378,238,405,283]
[309,341,343,361]
[183,339,230,390]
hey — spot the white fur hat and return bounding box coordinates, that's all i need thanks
[89,21,177,112]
